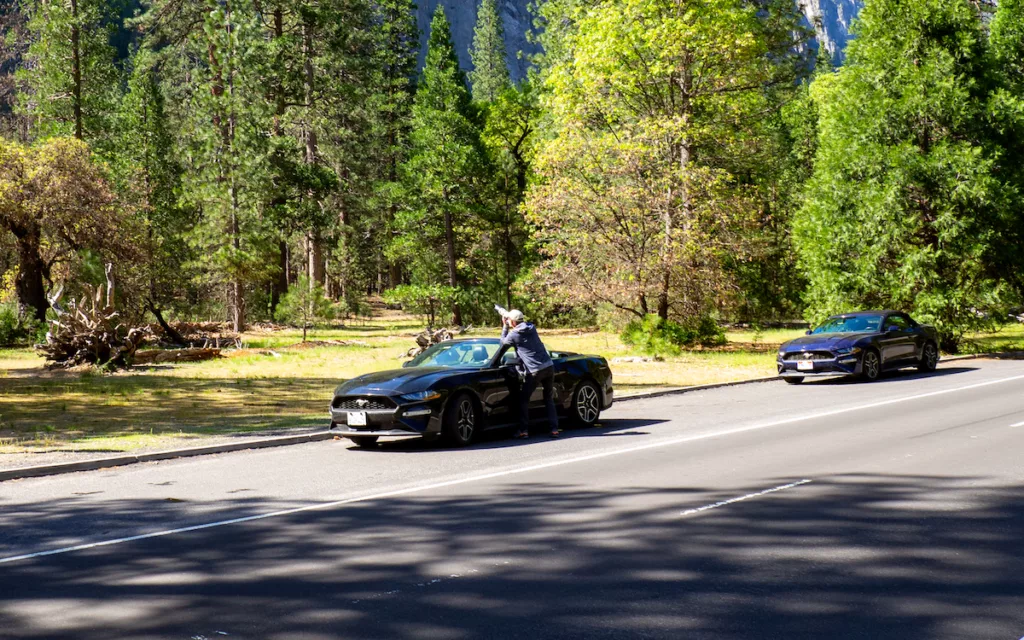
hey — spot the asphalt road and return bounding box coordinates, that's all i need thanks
[3,360,1024,640]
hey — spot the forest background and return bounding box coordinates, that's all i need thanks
[1,0,1023,354]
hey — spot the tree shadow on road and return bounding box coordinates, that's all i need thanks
[1,474,1022,639]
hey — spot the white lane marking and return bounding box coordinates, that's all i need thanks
[680,479,812,516]
[3,372,1024,566]
[1010,420,1024,428]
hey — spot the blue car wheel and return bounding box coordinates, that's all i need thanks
[861,350,881,382]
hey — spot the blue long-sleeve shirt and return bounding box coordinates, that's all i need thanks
[501,322,553,374]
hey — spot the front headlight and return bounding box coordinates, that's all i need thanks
[834,347,862,356]
[399,390,441,403]
[777,350,786,358]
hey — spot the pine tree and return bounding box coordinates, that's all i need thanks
[795,0,1017,350]
[112,46,195,333]
[17,0,120,147]
[469,0,510,102]
[395,7,486,326]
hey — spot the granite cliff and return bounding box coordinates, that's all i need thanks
[414,0,863,79]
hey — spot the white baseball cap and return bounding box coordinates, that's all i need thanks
[507,309,525,322]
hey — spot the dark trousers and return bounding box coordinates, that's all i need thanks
[519,365,559,432]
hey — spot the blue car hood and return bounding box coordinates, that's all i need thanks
[334,366,466,395]
[782,332,874,352]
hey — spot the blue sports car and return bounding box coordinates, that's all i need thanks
[777,310,940,384]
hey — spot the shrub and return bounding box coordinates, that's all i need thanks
[0,303,42,347]
[620,314,725,356]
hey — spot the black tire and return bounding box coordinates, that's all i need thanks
[349,436,378,448]
[443,392,478,447]
[860,349,881,382]
[918,342,939,373]
[571,380,602,427]
[784,377,804,385]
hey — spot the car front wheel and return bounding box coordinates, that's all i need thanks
[444,393,478,447]
[918,342,939,372]
[860,350,881,382]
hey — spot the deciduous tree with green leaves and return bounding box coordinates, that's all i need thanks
[527,0,807,322]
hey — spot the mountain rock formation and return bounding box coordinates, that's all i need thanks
[415,0,863,79]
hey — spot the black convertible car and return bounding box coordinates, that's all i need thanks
[329,338,614,447]
[777,310,940,383]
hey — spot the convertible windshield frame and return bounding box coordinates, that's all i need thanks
[406,341,502,369]
[812,314,884,335]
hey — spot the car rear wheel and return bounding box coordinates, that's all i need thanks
[784,377,804,385]
[444,393,478,447]
[860,349,881,382]
[571,380,602,427]
[349,436,378,448]
[918,342,939,372]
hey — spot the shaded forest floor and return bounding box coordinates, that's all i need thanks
[1,318,1022,467]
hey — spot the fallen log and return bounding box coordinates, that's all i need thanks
[131,348,223,365]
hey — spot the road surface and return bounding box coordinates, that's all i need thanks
[2,359,1024,639]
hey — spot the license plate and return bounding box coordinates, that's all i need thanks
[797,360,814,371]
[348,411,367,426]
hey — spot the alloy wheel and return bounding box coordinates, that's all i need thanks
[925,344,938,369]
[457,400,475,441]
[863,351,880,381]
[576,384,600,424]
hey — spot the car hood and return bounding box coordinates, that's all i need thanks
[781,332,874,352]
[333,366,465,395]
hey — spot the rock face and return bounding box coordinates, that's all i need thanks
[415,0,538,83]
[799,0,863,65]
[414,0,863,80]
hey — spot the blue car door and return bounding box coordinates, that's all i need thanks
[881,314,917,363]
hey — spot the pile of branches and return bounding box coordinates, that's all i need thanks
[36,272,147,369]
[403,326,471,358]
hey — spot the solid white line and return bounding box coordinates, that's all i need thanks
[1010,420,1024,428]
[3,372,1024,566]
[680,479,812,516]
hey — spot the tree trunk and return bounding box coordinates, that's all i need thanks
[443,207,462,326]
[70,0,83,140]
[14,230,48,323]
[271,240,288,313]
[148,300,187,346]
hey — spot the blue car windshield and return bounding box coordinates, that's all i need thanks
[812,315,883,334]
[407,342,500,368]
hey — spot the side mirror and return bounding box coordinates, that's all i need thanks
[805,330,812,336]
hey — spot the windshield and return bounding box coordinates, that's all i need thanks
[812,315,883,334]
[406,342,500,368]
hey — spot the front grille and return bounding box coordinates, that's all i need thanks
[332,396,396,410]
[784,351,834,361]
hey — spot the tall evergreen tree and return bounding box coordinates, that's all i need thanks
[795,0,1017,350]
[17,0,120,146]
[469,0,510,102]
[112,46,195,332]
[394,7,486,325]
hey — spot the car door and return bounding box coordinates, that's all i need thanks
[476,348,518,423]
[880,314,917,364]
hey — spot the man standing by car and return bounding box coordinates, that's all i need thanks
[500,310,561,439]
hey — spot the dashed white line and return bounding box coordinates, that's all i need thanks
[3,372,1024,566]
[680,479,812,516]
[1010,420,1024,428]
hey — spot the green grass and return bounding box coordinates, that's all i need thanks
[2,319,1021,456]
